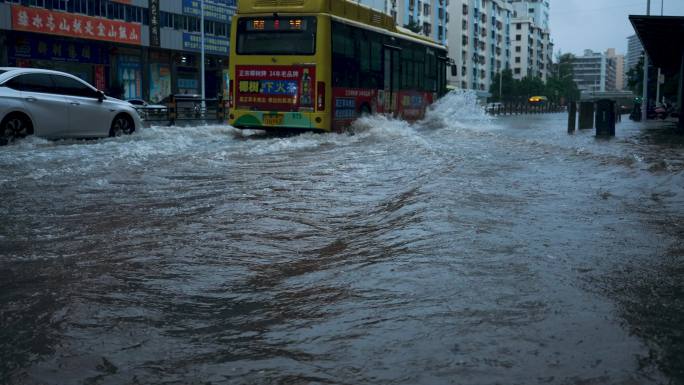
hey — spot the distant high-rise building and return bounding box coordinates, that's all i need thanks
[363,0,555,95]
[445,0,514,94]
[615,55,625,91]
[572,49,617,94]
[509,0,549,30]
[378,0,448,44]
[509,0,553,82]
[606,49,625,91]
[625,34,644,72]
[625,34,643,88]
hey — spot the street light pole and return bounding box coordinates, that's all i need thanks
[201,0,206,108]
[656,0,664,105]
[499,70,502,101]
[641,0,650,120]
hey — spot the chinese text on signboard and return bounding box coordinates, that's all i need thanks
[182,0,236,22]
[182,33,229,55]
[11,5,141,45]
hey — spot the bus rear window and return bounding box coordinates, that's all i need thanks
[237,17,316,55]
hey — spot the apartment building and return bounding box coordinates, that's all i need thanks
[383,0,448,44]
[625,34,643,87]
[571,49,617,94]
[444,0,512,93]
[509,0,552,81]
[355,0,555,94]
[625,34,644,72]
[607,48,625,91]
[0,0,235,102]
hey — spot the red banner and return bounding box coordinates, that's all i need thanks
[94,65,106,90]
[11,5,141,45]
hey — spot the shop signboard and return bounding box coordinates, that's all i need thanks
[150,63,171,103]
[9,35,108,64]
[182,33,229,56]
[11,5,141,45]
[149,0,161,47]
[182,0,236,23]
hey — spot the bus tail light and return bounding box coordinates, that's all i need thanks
[228,80,234,108]
[317,81,325,111]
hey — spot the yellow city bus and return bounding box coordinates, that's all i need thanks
[227,0,449,132]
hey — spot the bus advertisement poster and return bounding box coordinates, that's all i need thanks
[235,65,315,109]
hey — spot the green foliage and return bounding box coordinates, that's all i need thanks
[627,56,680,103]
[403,21,422,34]
[489,53,580,103]
[627,57,644,94]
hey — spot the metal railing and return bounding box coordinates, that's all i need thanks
[135,97,229,126]
[486,103,566,116]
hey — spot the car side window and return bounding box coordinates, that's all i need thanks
[52,75,99,98]
[5,74,56,94]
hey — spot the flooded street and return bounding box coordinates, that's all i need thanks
[1,92,683,385]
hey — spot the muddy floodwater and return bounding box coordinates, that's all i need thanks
[1,92,683,385]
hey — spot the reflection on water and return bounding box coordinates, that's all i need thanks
[1,91,683,384]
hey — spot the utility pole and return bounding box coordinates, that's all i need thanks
[641,0,650,120]
[656,0,663,105]
[499,70,502,101]
[201,0,206,108]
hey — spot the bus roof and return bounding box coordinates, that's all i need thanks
[237,0,444,49]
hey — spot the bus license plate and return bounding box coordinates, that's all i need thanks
[263,114,283,126]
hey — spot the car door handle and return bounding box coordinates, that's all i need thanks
[70,101,81,106]
[25,97,37,102]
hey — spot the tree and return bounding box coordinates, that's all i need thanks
[488,69,516,102]
[626,57,645,94]
[488,53,579,104]
[404,21,422,33]
[545,53,580,103]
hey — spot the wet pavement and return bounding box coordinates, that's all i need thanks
[1,92,683,385]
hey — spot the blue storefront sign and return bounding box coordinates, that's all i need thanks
[9,34,108,64]
[182,0,236,23]
[182,32,229,56]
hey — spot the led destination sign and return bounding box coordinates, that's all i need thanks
[246,18,307,31]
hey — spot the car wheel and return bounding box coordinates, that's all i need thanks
[1,113,32,144]
[110,114,135,137]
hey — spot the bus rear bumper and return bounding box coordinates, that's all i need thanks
[229,110,329,131]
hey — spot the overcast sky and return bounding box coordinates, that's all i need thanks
[550,0,684,56]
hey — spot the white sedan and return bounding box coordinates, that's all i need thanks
[0,67,142,143]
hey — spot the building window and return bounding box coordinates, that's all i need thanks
[516,34,521,41]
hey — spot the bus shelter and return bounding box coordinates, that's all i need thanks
[630,15,684,131]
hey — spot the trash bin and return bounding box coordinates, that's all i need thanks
[595,99,616,136]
